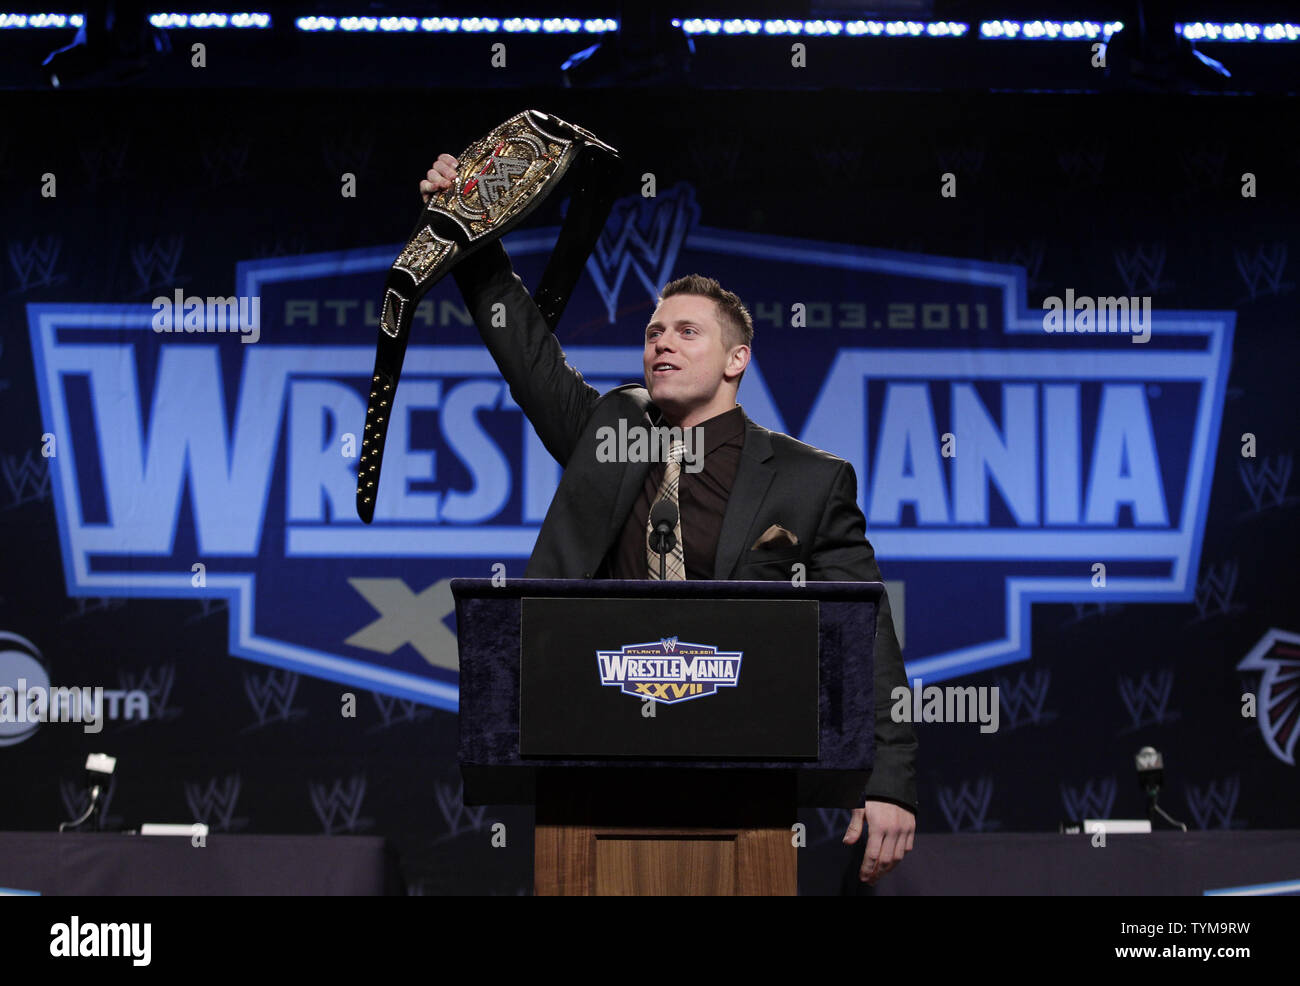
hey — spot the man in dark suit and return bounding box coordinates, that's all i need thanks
[423,154,916,885]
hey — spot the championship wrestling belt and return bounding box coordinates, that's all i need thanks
[357,109,621,523]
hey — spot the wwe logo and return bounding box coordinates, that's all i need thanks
[185,774,243,832]
[810,144,865,184]
[1056,142,1106,186]
[1184,777,1241,830]
[129,235,185,295]
[186,597,228,625]
[1060,777,1117,821]
[1065,601,1123,623]
[119,665,178,720]
[309,775,372,835]
[7,234,63,292]
[369,691,432,730]
[1113,243,1167,295]
[321,129,375,183]
[242,669,306,729]
[995,670,1056,730]
[1117,670,1179,731]
[199,132,251,185]
[474,154,529,207]
[814,807,854,845]
[1233,243,1288,300]
[1179,144,1227,188]
[1239,455,1293,512]
[79,133,129,185]
[687,133,742,184]
[935,139,986,177]
[434,778,489,838]
[1,451,51,507]
[63,597,126,621]
[59,775,119,830]
[1192,560,1240,620]
[991,240,1047,289]
[62,597,125,623]
[936,777,998,833]
[661,636,678,653]
[251,235,312,260]
[588,184,698,324]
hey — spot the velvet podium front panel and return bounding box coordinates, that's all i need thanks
[454,578,879,806]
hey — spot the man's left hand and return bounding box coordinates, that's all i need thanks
[843,800,915,884]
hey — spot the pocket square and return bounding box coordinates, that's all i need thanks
[751,524,799,550]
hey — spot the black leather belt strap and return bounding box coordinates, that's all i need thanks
[356,109,621,523]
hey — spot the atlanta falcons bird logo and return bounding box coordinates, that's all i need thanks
[1238,629,1300,765]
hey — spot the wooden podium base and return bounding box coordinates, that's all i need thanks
[534,769,798,896]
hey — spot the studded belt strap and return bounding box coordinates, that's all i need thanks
[357,109,622,523]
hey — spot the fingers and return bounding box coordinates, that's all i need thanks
[841,807,865,845]
[871,828,904,883]
[860,819,887,884]
[419,154,460,202]
[856,802,917,885]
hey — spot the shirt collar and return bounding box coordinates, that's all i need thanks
[695,404,746,455]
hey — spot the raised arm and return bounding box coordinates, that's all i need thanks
[422,154,602,466]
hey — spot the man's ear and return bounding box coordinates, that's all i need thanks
[726,344,750,382]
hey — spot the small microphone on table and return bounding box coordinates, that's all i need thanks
[1134,745,1187,832]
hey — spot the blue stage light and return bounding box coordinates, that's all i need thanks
[980,20,1121,40]
[147,12,269,29]
[0,12,83,28]
[1178,22,1300,42]
[673,17,967,38]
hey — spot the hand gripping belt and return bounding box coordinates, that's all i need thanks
[357,109,621,523]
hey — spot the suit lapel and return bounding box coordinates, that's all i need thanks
[713,417,775,580]
[604,392,663,548]
[596,399,776,579]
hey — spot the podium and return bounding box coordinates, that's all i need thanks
[453,578,881,895]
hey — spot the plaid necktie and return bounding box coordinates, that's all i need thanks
[646,441,687,580]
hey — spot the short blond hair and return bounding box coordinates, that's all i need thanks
[658,274,753,352]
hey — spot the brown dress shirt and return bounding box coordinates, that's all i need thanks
[603,405,747,580]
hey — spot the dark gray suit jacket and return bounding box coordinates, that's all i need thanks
[452,241,918,813]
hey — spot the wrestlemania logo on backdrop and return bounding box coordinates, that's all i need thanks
[28,183,1234,712]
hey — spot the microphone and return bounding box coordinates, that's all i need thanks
[1134,745,1187,831]
[648,499,678,579]
[1135,746,1163,797]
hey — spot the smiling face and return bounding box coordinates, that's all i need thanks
[643,293,749,429]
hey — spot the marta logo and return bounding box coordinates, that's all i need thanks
[597,637,742,703]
